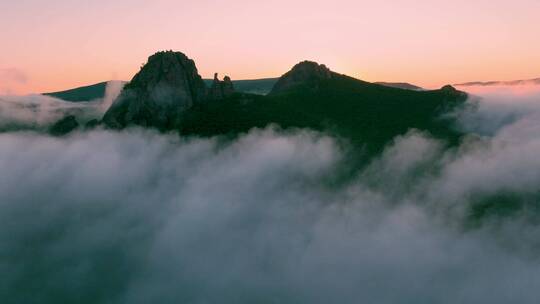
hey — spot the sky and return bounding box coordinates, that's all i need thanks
[1,0,540,94]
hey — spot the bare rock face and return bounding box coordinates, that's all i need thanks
[103,51,207,130]
[269,61,337,95]
[207,73,235,100]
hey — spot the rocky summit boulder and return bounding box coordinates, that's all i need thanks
[103,51,207,130]
[207,73,235,100]
[439,84,468,101]
[269,61,338,95]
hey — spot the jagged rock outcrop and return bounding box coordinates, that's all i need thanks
[207,73,235,100]
[440,84,468,99]
[103,51,207,130]
[269,61,338,94]
[49,115,79,136]
[440,84,458,93]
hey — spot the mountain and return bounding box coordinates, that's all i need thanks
[455,77,540,86]
[103,51,467,156]
[179,62,467,155]
[43,82,124,102]
[102,51,210,130]
[374,82,423,90]
[268,62,423,93]
[269,61,336,94]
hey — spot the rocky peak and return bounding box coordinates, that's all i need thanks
[440,84,457,93]
[438,84,468,103]
[269,61,337,94]
[102,51,207,129]
[131,51,207,104]
[208,73,235,100]
[440,84,467,98]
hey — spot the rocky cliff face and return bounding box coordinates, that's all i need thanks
[102,51,207,130]
[269,61,338,94]
[207,73,235,100]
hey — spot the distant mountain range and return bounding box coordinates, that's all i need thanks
[44,82,120,102]
[45,74,540,103]
[372,82,423,91]
[455,78,540,86]
[44,78,423,102]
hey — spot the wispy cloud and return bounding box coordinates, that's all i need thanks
[0,67,29,94]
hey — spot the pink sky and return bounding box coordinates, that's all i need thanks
[1,0,540,95]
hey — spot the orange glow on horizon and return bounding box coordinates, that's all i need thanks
[1,0,540,95]
[456,84,540,97]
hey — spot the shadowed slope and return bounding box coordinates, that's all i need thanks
[178,61,467,155]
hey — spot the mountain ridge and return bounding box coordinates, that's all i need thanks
[98,50,467,157]
[44,81,127,102]
[102,51,209,130]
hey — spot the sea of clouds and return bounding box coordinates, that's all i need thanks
[1,84,540,303]
[0,80,124,131]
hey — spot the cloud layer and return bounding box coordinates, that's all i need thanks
[1,86,540,303]
[0,81,123,131]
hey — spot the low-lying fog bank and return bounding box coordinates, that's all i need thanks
[1,85,540,303]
